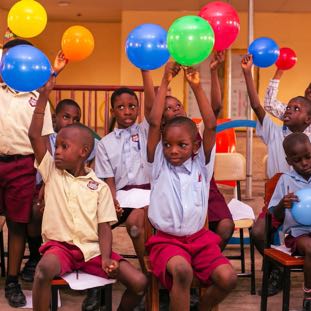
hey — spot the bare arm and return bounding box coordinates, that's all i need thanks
[272,193,298,222]
[185,67,216,163]
[147,62,180,163]
[104,177,122,216]
[241,54,265,125]
[141,70,155,123]
[28,77,55,164]
[53,50,68,76]
[98,222,112,261]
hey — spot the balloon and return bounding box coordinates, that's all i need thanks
[248,37,279,68]
[0,45,52,92]
[167,16,214,66]
[61,26,95,62]
[275,47,297,70]
[199,1,240,51]
[292,188,311,226]
[126,24,170,70]
[216,120,257,133]
[8,0,47,38]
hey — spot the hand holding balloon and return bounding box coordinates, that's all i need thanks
[280,193,299,209]
[210,50,225,71]
[184,67,200,87]
[162,61,181,84]
[241,54,253,73]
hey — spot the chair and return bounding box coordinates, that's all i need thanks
[214,153,256,295]
[0,215,5,276]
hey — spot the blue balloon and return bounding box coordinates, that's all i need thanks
[216,120,257,133]
[0,45,52,92]
[248,37,279,68]
[126,24,170,70]
[291,188,311,226]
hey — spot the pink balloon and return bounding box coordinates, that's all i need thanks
[275,47,297,70]
[199,1,240,51]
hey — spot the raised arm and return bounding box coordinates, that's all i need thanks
[147,62,180,162]
[184,67,216,164]
[241,54,265,125]
[28,77,55,164]
[210,51,225,117]
[53,50,68,76]
[141,70,155,123]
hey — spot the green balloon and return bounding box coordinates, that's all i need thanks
[167,15,215,66]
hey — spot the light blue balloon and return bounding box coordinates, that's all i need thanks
[248,37,279,68]
[126,23,170,70]
[0,45,52,92]
[292,188,311,226]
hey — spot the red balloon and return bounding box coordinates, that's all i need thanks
[199,1,240,51]
[275,47,297,70]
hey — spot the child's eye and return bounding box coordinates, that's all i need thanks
[180,143,187,148]
[62,143,68,149]
[163,142,171,148]
[166,107,171,111]
[118,105,125,110]
[294,107,300,111]
[176,104,181,108]
[129,104,137,110]
[63,115,69,120]
[73,118,80,123]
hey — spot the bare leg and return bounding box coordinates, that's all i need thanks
[166,256,193,311]
[251,217,266,255]
[117,260,147,311]
[295,236,311,290]
[199,264,237,311]
[32,253,61,311]
[214,218,234,251]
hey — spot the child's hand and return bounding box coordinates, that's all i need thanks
[280,193,299,209]
[241,54,253,73]
[38,76,56,96]
[102,258,119,278]
[184,66,200,86]
[163,61,181,83]
[53,50,68,75]
[210,50,225,71]
[113,198,123,217]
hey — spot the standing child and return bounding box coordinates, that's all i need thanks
[146,62,237,311]
[29,77,147,311]
[268,133,311,311]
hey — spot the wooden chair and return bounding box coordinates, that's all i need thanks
[214,153,256,295]
[0,215,5,277]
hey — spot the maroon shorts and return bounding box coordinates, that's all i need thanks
[258,210,282,229]
[145,228,230,290]
[39,240,123,277]
[0,155,36,223]
[208,177,232,223]
[285,233,311,255]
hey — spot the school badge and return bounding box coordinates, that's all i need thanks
[131,134,139,142]
[87,180,99,190]
[28,97,38,107]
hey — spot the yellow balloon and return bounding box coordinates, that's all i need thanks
[8,0,47,38]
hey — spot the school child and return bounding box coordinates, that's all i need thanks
[29,77,147,311]
[242,53,311,296]
[146,61,237,311]
[0,38,65,307]
[268,133,311,311]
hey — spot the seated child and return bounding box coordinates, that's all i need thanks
[29,77,147,311]
[268,133,311,311]
[146,62,237,311]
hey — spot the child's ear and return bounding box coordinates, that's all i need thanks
[110,107,115,117]
[193,140,200,155]
[305,114,311,125]
[80,145,90,159]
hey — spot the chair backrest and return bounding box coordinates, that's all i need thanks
[263,173,283,213]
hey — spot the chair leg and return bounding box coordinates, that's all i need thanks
[282,267,291,311]
[145,274,159,311]
[0,230,5,277]
[103,284,112,311]
[249,228,256,295]
[260,256,270,311]
[50,286,59,311]
[239,228,246,273]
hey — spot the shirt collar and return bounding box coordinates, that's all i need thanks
[284,170,311,184]
[172,157,193,174]
[114,123,138,138]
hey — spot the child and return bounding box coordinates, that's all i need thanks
[268,132,311,311]
[146,62,237,311]
[29,77,147,311]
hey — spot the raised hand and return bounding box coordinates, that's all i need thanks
[163,61,181,83]
[241,54,253,73]
[53,50,68,75]
[210,50,225,71]
[184,66,200,87]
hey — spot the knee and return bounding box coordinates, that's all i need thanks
[171,262,193,287]
[304,242,311,258]
[131,272,148,295]
[217,219,235,239]
[214,269,237,292]
[127,225,144,239]
[251,222,265,242]
[34,262,54,284]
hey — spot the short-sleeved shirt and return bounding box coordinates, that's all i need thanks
[148,143,216,236]
[0,84,53,155]
[37,152,117,261]
[268,171,311,237]
[95,119,150,189]
[256,115,311,178]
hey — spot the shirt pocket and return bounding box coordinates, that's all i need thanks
[192,182,203,207]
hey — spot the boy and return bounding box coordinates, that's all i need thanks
[29,77,147,311]
[146,62,237,311]
[268,133,311,311]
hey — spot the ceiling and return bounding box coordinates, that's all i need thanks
[0,0,311,22]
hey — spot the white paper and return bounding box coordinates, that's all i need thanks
[271,244,292,256]
[21,290,61,309]
[61,271,116,290]
[116,189,150,208]
[228,198,255,220]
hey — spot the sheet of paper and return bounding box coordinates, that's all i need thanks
[271,244,292,256]
[116,189,150,208]
[62,271,116,290]
[228,198,255,220]
[21,290,61,309]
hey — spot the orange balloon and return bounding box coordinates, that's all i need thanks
[61,26,94,61]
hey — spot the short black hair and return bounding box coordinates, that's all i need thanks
[163,116,198,140]
[110,88,138,108]
[288,96,311,116]
[3,39,33,50]
[165,95,181,104]
[55,99,81,115]
[283,132,310,156]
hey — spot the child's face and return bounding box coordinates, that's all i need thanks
[163,97,186,122]
[111,93,139,129]
[286,142,311,179]
[283,100,311,128]
[304,83,311,100]
[162,124,199,166]
[55,105,81,133]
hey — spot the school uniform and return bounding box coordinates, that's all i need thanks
[268,170,311,254]
[0,85,53,223]
[37,151,121,277]
[146,143,230,290]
